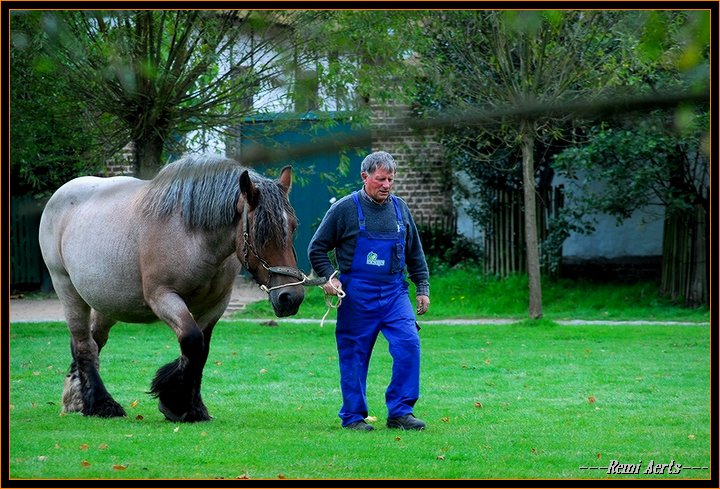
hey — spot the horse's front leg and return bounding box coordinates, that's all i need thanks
[147,291,213,422]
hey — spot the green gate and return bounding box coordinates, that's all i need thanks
[233,113,370,274]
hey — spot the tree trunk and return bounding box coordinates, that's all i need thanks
[134,133,166,180]
[687,203,708,306]
[521,124,543,319]
[662,203,708,307]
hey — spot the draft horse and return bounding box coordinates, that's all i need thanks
[39,154,306,422]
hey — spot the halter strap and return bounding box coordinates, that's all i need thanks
[241,203,325,294]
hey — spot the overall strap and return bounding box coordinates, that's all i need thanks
[353,192,405,232]
[352,192,366,230]
[390,196,404,232]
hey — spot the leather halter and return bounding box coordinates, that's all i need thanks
[240,204,324,293]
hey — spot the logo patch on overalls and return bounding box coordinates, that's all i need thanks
[366,251,386,267]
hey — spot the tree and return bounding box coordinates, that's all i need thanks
[418,11,627,318]
[36,10,319,178]
[10,11,108,196]
[552,10,710,307]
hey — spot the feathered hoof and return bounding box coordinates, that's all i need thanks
[84,397,127,418]
[62,372,84,413]
[159,400,212,423]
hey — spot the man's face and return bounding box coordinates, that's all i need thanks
[362,167,395,203]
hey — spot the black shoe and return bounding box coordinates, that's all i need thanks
[344,420,374,431]
[387,414,426,431]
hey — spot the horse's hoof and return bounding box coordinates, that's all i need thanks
[85,398,127,418]
[184,407,213,423]
[159,400,212,422]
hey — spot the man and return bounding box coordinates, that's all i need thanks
[308,151,430,431]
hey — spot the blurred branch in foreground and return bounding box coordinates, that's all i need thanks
[241,88,710,165]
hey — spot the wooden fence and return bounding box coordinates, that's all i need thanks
[10,196,48,290]
[484,186,563,276]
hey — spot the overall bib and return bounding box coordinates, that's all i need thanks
[335,192,421,426]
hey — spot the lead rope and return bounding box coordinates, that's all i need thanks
[259,273,316,293]
[320,270,345,328]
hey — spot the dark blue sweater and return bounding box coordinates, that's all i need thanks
[307,188,430,297]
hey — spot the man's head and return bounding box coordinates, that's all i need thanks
[361,151,397,203]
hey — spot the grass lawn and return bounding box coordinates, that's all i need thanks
[8,318,711,481]
[237,271,711,323]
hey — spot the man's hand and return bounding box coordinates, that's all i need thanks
[416,295,430,315]
[323,276,344,296]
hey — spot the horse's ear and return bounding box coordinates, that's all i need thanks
[239,170,260,209]
[277,166,292,194]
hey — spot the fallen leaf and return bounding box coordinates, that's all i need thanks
[98,443,109,450]
[474,402,483,408]
[130,400,139,408]
[588,396,596,404]
[688,434,696,440]
[215,361,223,366]
[441,417,450,423]
[597,453,602,459]
[135,415,144,420]
[277,474,286,479]
[80,444,89,451]
[394,437,401,442]
[259,369,268,374]
[531,448,538,455]
[237,472,250,479]
[484,358,491,364]
[173,426,180,433]
[37,456,48,462]
[436,455,445,460]
[113,464,128,471]
[81,460,91,467]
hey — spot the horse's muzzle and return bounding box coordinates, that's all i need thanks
[269,286,305,317]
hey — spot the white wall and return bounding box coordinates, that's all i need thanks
[455,171,665,260]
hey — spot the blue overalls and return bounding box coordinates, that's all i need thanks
[335,192,421,427]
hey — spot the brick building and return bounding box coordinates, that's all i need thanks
[370,102,454,231]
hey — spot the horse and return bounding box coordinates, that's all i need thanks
[38,154,308,422]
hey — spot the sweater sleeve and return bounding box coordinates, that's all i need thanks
[402,203,430,297]
[307,204,341,280]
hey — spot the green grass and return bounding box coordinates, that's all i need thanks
[238,269,710,323]
[9,318,710,480]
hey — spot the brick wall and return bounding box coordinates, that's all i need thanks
[102,142,135,176]
[370,102,454,229]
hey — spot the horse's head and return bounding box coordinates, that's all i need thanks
[237,166,305,317]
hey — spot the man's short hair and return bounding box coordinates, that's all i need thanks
[361,151,397,174]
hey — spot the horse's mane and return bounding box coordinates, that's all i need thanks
[138,154,294,248]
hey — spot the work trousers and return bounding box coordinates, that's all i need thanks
[335,276,421,426]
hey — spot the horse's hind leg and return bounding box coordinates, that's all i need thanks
[60,291,125,418]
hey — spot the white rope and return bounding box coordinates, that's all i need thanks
[319,270,345,328]
[259,273,315,294]
[257,270,344,328]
